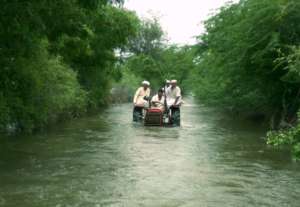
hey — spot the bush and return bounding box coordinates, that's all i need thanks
[191,0,300,160]
[0,94,10,130]
[192,0,300,115]
[0,40,87,132]
[267,111,300,160]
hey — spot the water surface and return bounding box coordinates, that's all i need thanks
[1,98,299,207]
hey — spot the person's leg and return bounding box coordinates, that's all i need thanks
[133,106,143,122]
[171,106,180,126]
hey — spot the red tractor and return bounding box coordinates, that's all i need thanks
[133,103,180,127]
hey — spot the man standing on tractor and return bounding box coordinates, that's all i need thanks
[133,81,151,122]
[165,80,182,126]
[165,80,171,88]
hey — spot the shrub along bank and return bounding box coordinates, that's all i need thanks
[191,0,300,159]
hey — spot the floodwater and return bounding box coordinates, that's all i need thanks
[1,98,300,207]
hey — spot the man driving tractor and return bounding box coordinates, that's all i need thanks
[151,89,165,112]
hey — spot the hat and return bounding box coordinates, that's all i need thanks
[170,80,177,84]
[142,80,150,86]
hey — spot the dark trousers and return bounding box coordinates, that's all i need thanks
[133,106,143,122]
[170,106,180,126]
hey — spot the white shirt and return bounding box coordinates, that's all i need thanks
[151,94,165,110]
[133,87,150,106]
[166,86,182,107]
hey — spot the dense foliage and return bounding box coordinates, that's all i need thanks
[116,18,195,93]
[0,0,139,132]
[2,0,299,162]
[191,0,300,159]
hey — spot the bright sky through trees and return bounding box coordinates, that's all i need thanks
[125,0,237,45]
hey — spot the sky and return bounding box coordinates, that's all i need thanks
[124,0,237,45]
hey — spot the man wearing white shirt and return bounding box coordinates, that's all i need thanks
[151,89,165,112]
[133,81,151,107]
[165,80,181,126]
[133,81,151,121]
[166,80,182,107]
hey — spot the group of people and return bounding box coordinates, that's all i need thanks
[133,79,182,122]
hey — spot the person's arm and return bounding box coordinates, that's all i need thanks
[158,97,165,106]
[151,95,155,103]
[133,88,140,105]
[151,95,158,106]
[146,88,151,98]
[174,97,180,106]
[173,87,181,106]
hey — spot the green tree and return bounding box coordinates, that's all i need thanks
[192,0,300,116]
[0,0,139,132]
[191,0,300,159]
[118,18,195,91]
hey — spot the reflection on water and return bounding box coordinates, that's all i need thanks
[0,98,300,207]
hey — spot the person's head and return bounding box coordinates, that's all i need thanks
[142,80,150,89]
[170,80,177,88]
[166,80,170,87]
[158,89,163,97]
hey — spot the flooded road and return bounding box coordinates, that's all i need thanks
[1,98,300,207]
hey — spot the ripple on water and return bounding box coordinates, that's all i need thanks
[1,100,300,206]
